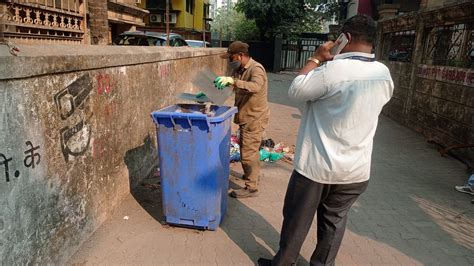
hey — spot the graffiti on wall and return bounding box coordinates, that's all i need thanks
[158,63,171,77]
[92,72,117,160]
[1,141,41,182]
[54,74,93,162]
[97,73,112,95]
[417,65,474,87]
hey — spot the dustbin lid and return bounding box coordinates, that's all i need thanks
[151,104,237,124]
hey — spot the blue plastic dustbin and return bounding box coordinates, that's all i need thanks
[151,104,237,230]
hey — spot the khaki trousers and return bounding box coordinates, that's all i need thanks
[239,119,266,190]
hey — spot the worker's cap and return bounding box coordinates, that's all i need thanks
[221,41,249,58]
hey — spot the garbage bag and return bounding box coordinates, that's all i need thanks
[269,152,284,161]
[259,149,271,161]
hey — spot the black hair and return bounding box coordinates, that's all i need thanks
[340,15,376,44]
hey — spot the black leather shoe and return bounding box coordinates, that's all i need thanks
[258,258,272,266]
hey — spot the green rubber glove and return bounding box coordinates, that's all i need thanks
[213,76,235,90]
[196,92,207,99]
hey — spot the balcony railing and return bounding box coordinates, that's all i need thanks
[2,0,86,44]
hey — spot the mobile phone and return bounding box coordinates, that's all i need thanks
[330,33,349,55]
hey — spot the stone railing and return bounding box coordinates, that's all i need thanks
[1,0,86,44]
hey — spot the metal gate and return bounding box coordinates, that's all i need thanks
[281,38,326,70]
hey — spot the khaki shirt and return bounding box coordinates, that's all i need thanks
[233,58,270,125]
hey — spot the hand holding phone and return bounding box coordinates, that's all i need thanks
[330,33,349,55]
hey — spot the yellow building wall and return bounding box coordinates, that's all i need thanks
[193,0,204,30]
[140,0,207,31]
[177,0,207,30]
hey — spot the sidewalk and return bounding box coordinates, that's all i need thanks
[69,72,474,265]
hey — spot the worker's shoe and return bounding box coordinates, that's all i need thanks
[240,174,249,181]
[230,187,258,198]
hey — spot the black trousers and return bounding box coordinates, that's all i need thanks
[272,170,369,266]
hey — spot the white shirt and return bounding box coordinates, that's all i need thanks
[289,52,394,184]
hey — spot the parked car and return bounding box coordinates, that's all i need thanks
[113,31,188,47]
[185,40,212,48]
[388,51,410,62]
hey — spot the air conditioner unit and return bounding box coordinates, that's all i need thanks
[150,14,161,23]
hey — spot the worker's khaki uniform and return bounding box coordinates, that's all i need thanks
[233,58,270,190]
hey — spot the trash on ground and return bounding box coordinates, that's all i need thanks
[143,183,161,190]
[230,132,241,162]
[123,216,129,220]
[229,134,295,163]
[259,148,284,162]
[260,138,275,149]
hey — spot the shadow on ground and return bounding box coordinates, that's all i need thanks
[123,135,165,223]
[221,170,308,265]
[346,117,474,265]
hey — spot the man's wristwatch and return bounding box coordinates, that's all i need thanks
[306,56,322,67]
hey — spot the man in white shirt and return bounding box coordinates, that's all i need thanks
[259,15,393,266]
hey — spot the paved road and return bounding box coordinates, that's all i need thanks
[69,72,474,265]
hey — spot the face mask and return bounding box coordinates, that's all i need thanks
[228,60,241,70]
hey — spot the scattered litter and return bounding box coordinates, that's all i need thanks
[260,139,275,149]
[143,183,161,190]
[259,149,284,162]
[123,216,129,220]
[273,142,284,153]
[230,142,241,162]
[259,142,295,163]
[284,152,294,161]
[229,131,241,162]
[231,132,240,144]
[230,134,295,164]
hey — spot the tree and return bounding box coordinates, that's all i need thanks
[235,0,340,40]
[210,6,260,42]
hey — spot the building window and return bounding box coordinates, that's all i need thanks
[381,30,416,63]
[146,0,166,10]
[423,22,473,68]
[186,0,194,14]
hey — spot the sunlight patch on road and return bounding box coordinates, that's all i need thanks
[412,196,474,250]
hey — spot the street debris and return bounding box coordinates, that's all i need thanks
[261,138,275,149]
[143,183,161,190]
[229,132,295,163]
[123,216,129,220]
[230,131,241,162]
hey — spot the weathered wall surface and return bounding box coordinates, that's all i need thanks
[377,1,473,162]
[0,45,227,264]
[384,62,474,145]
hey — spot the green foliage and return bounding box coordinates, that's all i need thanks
[234,16,260,41]
[235,0,341,40]
[210,5,260,41]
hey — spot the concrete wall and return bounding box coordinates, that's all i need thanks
[384,61,474,145]
[377,1,473,162]
[0,45,227,264]
[89,0,110,45]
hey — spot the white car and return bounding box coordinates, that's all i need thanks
[185,40,212,48]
